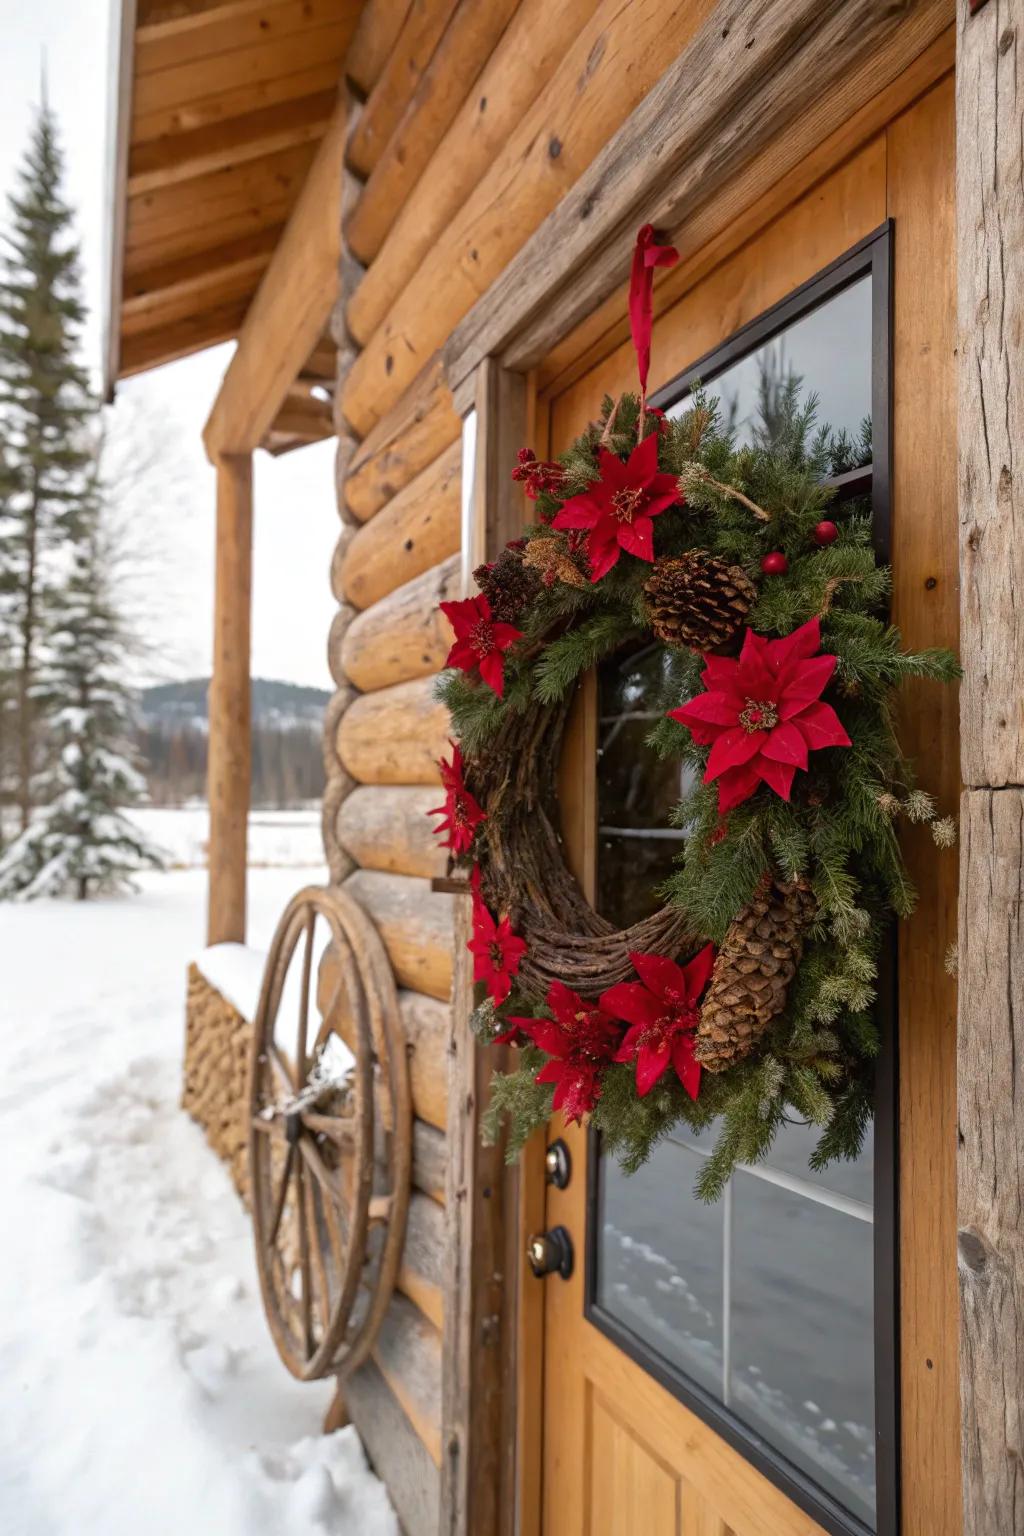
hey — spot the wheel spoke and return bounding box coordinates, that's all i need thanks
[301,1108,355,1144]
[297,1134,350,1248]
[295,1159,313,1357]
[296,909,316,1085]
[252,1112,285,1140]
[271,1045,295,1096]
[304,1175,333,1339]
[268,1143,296,1247]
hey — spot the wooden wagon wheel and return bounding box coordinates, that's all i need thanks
[249,885,411,1382]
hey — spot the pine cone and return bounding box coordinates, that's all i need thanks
[474,543,541,622]
[644,551,755,652]
[696,878,817,1072]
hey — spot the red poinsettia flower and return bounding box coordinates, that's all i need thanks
[468,865,527,1005]
[601,944,716,1100]
[428,741,485,855]
[506,980,623,1124]
[440,593,523,697]
[551,431,680,582]
[668,617,852,814]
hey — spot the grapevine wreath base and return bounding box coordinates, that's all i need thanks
[427,230,958,1201]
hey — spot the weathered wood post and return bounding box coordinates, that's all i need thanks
[207,452,253,945]
[956,2,1024,1530]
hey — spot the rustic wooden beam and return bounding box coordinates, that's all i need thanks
[443,0,952,394]
[132,58,342,145]
[344,0,600,350]
[339,555,459,691]
[441,360,527,1536]
[345,0,459,180]
[343,869,454,1004]
[203,97,345,461]
[344,1358,440,1536]
[339,439,462,609]
[956,3,1024,1531]
[336,675,450,786]
[119,295,249,377]
[345,0,519,265]
[336,784,447,880]
[127,89,336,196]
[343,352,459,521]
[207,452,252,945]
[121,224,282,314]
[344,0,412,97]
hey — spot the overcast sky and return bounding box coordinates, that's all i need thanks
[0,0,338,691]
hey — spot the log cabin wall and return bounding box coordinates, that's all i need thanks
[318,5,741,1527]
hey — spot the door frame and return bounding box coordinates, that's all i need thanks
[438,26,959,1536]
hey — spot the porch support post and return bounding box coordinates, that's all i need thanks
[207,452,253,946]
[956,3,1024,1531]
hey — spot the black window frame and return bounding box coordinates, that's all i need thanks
[583,221,899,1536]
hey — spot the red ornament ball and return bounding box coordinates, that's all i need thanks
[813,520,839,546]
[760,550,789,575]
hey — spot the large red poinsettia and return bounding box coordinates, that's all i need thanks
[601,945,715,1100]
[552,431,679,582]
[507,980,623,1124]
[669,617,851,814]
[468,866,527,1005]
[440,593,523,697]
[428,741,485,855]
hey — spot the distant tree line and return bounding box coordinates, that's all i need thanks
[138,721,324,809]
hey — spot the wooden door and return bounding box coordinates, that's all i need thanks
[530,77,959,1536]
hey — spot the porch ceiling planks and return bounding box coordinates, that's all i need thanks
[105,0,361,394]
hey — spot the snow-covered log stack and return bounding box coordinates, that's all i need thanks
[182,965,252,1204]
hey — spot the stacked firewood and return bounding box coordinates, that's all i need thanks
[182,965,252,1205]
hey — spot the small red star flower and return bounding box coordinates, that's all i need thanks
[601,945,716,1100]
[506,980,622,1124]
[551,431,679,582]
[468,865,527,1005]
[440,593,523,697]
[668,617,851,814]
[428,741,485,855]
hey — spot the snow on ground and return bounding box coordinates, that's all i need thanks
[130,804,324,870]
[0,863,399,1536]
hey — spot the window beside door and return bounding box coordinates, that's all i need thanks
[588,232,896,1536]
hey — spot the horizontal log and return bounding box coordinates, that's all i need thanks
[341,557,459,691]
[345,0,600,349]
[412,1119,446,1204]
[318,952,449,1129]
[399,1189,445,1330]
[347,0,460,180]
[374,1292,443,1465]
[336,676,449,787]
[344,0,411,97]
[344,1357,440,1536]
[336,784,447,879]
[343,353,460,522]
[448,0,953,387]
[340,441,462,610]
[346,0,520,265]
[344,869,453,1002]
[343,0,701,431]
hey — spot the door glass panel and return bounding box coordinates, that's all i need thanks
[590,272,879,1532]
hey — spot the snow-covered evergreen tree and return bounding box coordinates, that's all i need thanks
[0,495,165,901]
[0,101,96,832]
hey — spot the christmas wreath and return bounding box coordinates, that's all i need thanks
[430,229,958,1200]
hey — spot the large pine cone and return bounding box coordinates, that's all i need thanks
[644,550,755,652]
[696,878,817,1072]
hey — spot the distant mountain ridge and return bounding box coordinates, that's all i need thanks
[141,677,330,733]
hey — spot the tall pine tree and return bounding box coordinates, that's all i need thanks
[0,101,95,832]
[0,485,165,901]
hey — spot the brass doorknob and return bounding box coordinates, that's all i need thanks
[527,1225,574,1280]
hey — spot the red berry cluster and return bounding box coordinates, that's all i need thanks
[511,447,566,502]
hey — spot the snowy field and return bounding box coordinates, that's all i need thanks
[130,804,325,870]
[0,860,399,1536]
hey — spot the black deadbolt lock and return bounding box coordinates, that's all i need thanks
[527,1225,574,1280]
[544,1138,572,1189]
